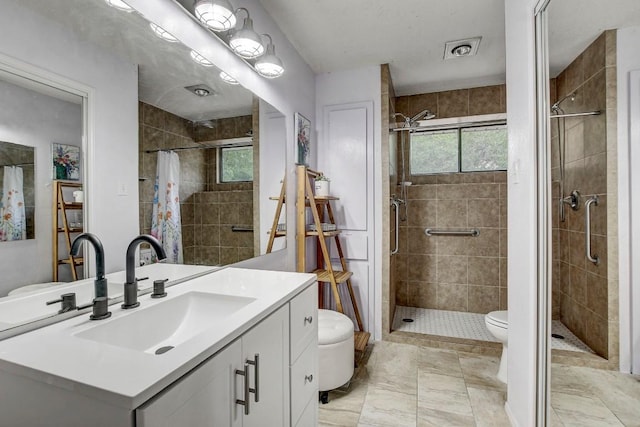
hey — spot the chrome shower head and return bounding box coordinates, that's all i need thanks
[410,109,436,122]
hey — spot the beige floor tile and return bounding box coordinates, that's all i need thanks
[318,407,361,427]
[467,387,510,427]
[359,386,417,427]
[418,346,463,378]
[549,406,565,427]
[371,341,418,378]
[322,380,369,413]
[573,367,640,426]
[458,352,506,392]
[551,365,594,397]
[368,371,417,396]
[417,405,476,427]
[551,391,624,426]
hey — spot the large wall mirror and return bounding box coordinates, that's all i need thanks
[0,0,286,331]
[536,0,640,424]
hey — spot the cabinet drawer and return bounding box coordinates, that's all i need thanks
[290,339,318,425]
[290,284,318,362]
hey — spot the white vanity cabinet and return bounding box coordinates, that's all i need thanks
[137,305,290,427]
[0,269,318,427]
[288,284,319,426]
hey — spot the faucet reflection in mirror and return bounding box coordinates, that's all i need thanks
[70,233,107,298]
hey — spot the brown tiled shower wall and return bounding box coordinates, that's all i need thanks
[551,31,617,359]
[393,85,508,315]
[393,173,508,313]
[138,102,253,265]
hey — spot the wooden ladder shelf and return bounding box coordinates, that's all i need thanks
[295,165,370,352]
[266,177,287,254]
[52,180,83,281]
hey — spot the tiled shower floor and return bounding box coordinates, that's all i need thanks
[392,305,594,354]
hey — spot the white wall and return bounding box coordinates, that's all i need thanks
[315,66,382,339]
[504,0,539,425]
[616,26,640,373]
[0,80,82,291]
[127,0,316,272]
[0,1,139,284]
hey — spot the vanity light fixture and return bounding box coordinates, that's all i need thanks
[255,34,284,78]
[194,0,236,31]
[219,71,240,85]
[104,0,134,12]
[190,50,214,67]
[229,8,265,59]
[149,23,179,43]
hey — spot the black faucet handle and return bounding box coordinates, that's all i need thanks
[151,279,169,298]
[46,293,77,314]
[77,296,111,320]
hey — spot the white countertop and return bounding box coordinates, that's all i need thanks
[0,267,316,409]
[0,263,220,335]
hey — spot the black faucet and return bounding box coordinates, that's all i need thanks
[122,235,167,309]
[71,233,107,299]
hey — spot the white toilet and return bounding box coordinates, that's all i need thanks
[485,310,508,383]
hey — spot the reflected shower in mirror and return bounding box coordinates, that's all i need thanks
[0,141,35,241]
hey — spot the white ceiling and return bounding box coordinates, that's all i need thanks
[16,0,254,122]
[259,0,640,94]
[12,0,640,118]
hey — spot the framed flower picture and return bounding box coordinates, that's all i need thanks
[51,143,81,181]
[295,112,311,166]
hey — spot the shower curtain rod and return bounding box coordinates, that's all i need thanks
[0,163,34,167]
[390,119,507,133]
[550,110,601,119]
[144,136,253,153]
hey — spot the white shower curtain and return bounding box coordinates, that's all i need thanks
[151,151,183,263]
[0,166,26,241]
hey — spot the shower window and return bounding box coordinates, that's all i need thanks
[410,129,459,174]
[219,146,253,182]
[410,123,507,174]
[460,125,508,171]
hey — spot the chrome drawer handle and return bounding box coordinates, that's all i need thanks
[304,316,313,325]
[305,374,313,383]
[235,363,250,415]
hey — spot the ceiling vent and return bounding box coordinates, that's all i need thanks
[443,37,482,60]
[184,84,214,97]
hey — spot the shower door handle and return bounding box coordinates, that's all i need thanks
[584,196,599,264]
[391,200,400,255]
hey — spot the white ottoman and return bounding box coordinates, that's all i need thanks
[318,309,354,402]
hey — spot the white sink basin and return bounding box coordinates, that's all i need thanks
[74,291,256,354]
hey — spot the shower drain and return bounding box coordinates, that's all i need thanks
[551,333,565,340]
[402,318,414,323]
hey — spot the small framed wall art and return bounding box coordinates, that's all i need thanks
[51,143,80,181]
[295,112,310,166]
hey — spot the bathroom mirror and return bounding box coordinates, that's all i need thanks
[536,0,640,424]
[0,0,286,332]
[0,141,36,241]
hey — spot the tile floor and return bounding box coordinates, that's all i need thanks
[318,341,640,426]
[393,306,594,353]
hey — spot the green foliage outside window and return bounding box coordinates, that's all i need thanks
[410,124,507,174]
[410,130,458,174]
[220,146,253,182]
[461,126,508,171]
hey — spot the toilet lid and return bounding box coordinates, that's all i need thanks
[318,309,354,345]
[486,310,508,327]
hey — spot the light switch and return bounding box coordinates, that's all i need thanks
[117,182,128,196]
